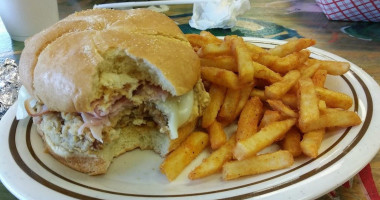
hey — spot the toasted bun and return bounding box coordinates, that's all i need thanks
[39,117,198,175]
[19,9,200,113]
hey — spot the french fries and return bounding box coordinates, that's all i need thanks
[201,67,240,89]
[208,121,227,150]
[236,97,263,141]
[267,99,298,118]
[281,128,302,157]
[265,70,301,99]
[234,118,296,160]
[223,150,294,180]
[300,129,325,158]
[230,36,255,83]
[218,88,241,122]
[202,84,227,128]
[161,131,209,181]
[268,38,316,57]
[189,134,236,180]
[258,110,282,129]
[162,33,362,182]
[297,78,320,133]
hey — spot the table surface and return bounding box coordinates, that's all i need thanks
[1,0,379,199]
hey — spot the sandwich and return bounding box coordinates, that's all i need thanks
[18,9,209,175]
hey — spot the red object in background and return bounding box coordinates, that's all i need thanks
[359,164,380,200]
[315,0,380,22]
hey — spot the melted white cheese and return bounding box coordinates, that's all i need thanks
[155,90,194,139]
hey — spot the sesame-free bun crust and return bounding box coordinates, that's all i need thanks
[19,9,200,112]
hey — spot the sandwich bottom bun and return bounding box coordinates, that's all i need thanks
[38,118,198,175]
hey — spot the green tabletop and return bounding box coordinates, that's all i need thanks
[1,0,379,199]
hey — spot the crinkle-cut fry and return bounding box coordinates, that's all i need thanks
[300,109,361,133]
[208,121,227,150]
[160,131,209,181]
[300,62,320,79]
[253,61,282,83]
[200,56,237,72]
[202,84,227,128]
[236,97,263,141]
[233,118,296,160]
[312,69,328,87]
[315,87,353,110]
[268,38,316,57]
[250,89,266,101]
[258,110,282,130]
[200,31,223,44]
[189,133,236,180]
[265,70,301,100]
[223,150,294,180]
[297,78,320,133]
[230,36,255,84]
[300,128,325,158]
[198,43,231,57]
[218,88,241,122]
[201,67,240,89]
[281,128,302,157]
[308,59,350,75]
[267,99,298,118]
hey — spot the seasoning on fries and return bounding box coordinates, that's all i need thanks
[160,31,362,182]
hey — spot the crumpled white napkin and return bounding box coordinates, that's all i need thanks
[189,0,251,30]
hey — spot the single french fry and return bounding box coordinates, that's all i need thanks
[230,37,255,83]
[265,70,301,99]
[300,62,320,79]
[255,50,310,74]
[200,56,237,72]
[300,129,325,158]
[208,121,227,150]
[300,110,361,132]
[236,97,264,141]
[202,84,227,128]
[218,88,241,122]
[281,128,302,157]
[308,59,350,75]
[200,31,222,44]
[253,61,282,83]
[161,131,209,181]
[233,85,253,118]
[233,118,296,160]
[185,34,210,48]
[223,150,294,180]
[315,87,353,110]
[189,133,236,180]
[198,43,230,57]
[245,42,267,55]
[267,99,298,118]
[312,69,328,87]
[297,78,320,133]
[268,38,316,57]
[201,67,240,89]
[250,89,266,101]
[281,93,298,109]
[258,110,282,129]
[318,100,327,113]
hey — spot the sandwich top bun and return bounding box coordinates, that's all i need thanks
[19,8,200,113]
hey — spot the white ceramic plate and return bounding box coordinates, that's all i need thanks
[1,37,380,200]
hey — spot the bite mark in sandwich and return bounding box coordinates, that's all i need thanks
[19,8,209,175]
